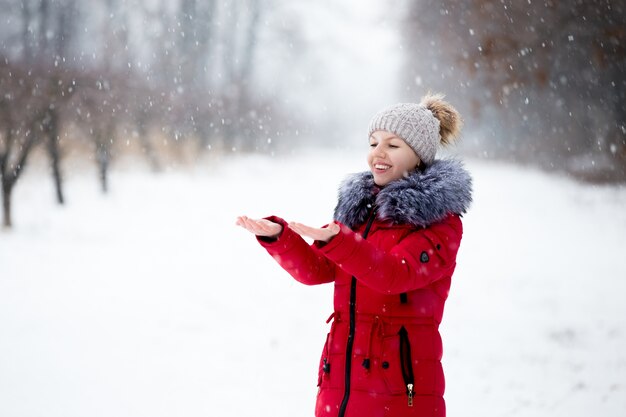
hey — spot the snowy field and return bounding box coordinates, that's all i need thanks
[1,150,625,417]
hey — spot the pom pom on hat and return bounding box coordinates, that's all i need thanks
[368,93,462,165]
[420,93,463,146]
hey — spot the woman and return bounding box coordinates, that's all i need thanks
[236,93,472,417]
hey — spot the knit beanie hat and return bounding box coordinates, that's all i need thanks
[367,93,463,165]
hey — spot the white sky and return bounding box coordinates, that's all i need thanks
[256,0,405,145]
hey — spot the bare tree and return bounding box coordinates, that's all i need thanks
[0,0,75,226]
[402,0,626,182]
[0,59,42,228]
[178,0,217,88]
[73,76,122,193]
[218,0,263,151]
[0,0,312,228]
[82,0,131,192]
[21,0,81,204]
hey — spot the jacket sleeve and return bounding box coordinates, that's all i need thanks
[256,216,337,285]
[315,214,463,294]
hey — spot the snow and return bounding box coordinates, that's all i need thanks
[1,151,625,417]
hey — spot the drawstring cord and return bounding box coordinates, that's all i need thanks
[362,316,383,370]
[322,312,339,374]
[326,312,337,324]
[325,311,339,345]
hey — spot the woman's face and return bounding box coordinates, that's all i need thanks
[367,130,421,186]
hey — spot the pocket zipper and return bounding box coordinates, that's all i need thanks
[398,326,415,407]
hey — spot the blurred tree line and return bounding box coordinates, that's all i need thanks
[0,0,305,228]
[3,0,625,229]
[401,0,625,182]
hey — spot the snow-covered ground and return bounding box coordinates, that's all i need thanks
[1,150,625,417]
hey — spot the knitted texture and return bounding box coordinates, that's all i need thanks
[368,103,440,165]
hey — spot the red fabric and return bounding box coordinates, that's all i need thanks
[258,214,463,417]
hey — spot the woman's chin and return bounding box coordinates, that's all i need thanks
[372,175,390,187]
[373,170,403,186]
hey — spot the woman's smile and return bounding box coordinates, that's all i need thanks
[373,163,392,172]
[368,131,421,186]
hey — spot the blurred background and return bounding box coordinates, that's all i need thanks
[1,2,626,417]
[1,0,624,228]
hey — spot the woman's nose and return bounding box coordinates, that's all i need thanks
[372,145,385,157]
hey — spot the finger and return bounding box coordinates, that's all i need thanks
[248,218,280,237]
[237,215,253,228]
[257,221,277,235]
[288,221,308,231]
[236,216,251,229]
[288,222,307,235]
[293,222,317,235]
[290,223,322,240]
[242,217,265,235]
[237,222,259,234]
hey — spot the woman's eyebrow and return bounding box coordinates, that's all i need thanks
[370,134,401,141]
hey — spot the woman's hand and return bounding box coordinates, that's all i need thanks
[236,215,283,238]
[288,221,340,243]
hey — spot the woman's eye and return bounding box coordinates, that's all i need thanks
[389,144,399,149]
[369,143,377,147]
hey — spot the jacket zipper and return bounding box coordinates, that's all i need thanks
[337,208,376,417]
[398,326,415,407]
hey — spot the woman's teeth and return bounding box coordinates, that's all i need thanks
[375,164,391,170]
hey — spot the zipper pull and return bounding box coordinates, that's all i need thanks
[407,383,414,407]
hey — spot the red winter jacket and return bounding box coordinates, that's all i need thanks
[258,160,472,417]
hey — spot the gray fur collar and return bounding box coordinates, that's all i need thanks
[334,159,472,229]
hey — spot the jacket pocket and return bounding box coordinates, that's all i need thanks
[381,333,405,394]
[381,327,444,397]
[381,326,416,406]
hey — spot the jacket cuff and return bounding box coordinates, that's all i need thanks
[256,216,299,254]
[313,222,351,257]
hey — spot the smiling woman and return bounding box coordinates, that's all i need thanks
[236,93,472,417]
[368,132,422,186]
